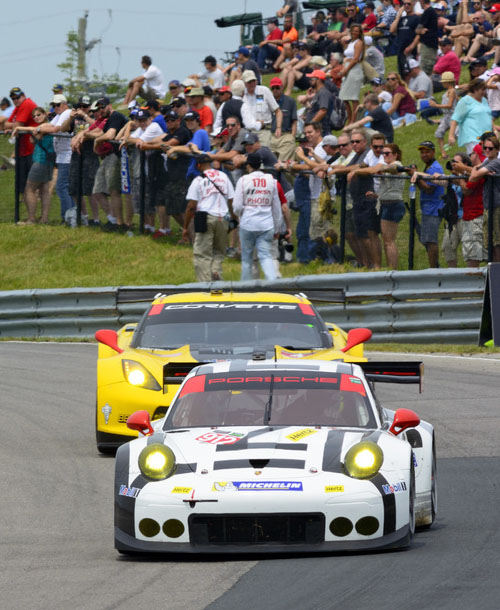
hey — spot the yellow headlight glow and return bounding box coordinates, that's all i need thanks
[138,444,176,480]
[344,441,383,479]
[122,360,161,391]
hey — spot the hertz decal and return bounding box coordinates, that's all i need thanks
[325,485,344,493]
[286,428,318,442]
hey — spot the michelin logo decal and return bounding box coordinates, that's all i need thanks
[213,481,303,491]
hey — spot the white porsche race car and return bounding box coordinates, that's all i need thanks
[114,359,436,554]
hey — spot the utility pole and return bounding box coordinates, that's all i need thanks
[77,11,88,80]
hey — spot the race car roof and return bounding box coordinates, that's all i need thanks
[190,359,357,378]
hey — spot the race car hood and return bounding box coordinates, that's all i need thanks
[162,426,374,478]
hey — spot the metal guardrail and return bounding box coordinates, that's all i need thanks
[0,268,487,343]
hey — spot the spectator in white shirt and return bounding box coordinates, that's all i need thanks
[189,55,226,90]
[242,70,283,148]
[122,55,166,107]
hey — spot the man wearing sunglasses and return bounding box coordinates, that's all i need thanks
[3,87,37,194]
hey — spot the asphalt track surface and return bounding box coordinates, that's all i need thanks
[1,343,500,610]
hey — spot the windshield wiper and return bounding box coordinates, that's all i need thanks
[263,374,275,425]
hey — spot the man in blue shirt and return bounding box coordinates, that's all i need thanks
[412,140,444,268]
[165,110,211,181]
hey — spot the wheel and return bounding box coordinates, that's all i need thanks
[408,452,416,538]
[420,434,437,529]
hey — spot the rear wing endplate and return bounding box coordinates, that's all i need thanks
[359,361,423,392]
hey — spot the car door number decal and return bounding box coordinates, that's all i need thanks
[196,432,241,445]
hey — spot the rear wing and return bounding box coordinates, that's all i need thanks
[359,361,423,392]
[117,287,345,305]
[164,362,208,385]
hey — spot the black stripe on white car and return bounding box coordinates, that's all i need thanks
[370,472,397,535]
[216,442,308,452]
[213,458,306,470]
[321,430,346,473]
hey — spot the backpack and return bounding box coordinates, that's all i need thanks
[329,95,347,132]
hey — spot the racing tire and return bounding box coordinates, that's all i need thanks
[408,452,416,539]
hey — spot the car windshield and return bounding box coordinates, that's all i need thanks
[166,372,375,429]
[132,301,330,350]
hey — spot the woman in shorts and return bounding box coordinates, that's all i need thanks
[15,107,54,224]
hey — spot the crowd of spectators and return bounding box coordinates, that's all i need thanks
[3,0,500,280]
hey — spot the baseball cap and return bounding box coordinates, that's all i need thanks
[195,153,212,164]
[96,97,110,107]
[490,2,500,11]
[439,37,453,46]
[164,110,179,121]
[79,95,91,106]
[184,110,200,121]
[246,152,262,169]
[237,46,250,57]
[440,71,455,82]
[322,135,339,147]
[52,83,63,92]
[169,79,181,87]
[89,100,99,111]
[160,104,172,115]
[242,70,257,82]
[215,127,229,138]
[471,57,488,67]
[408,58,420,70]
[9,87,24,98]
[269,77,283,87]
[243,132,259,145]
[136,109,150,120]
[217,85,232,93]
[171,97,186,107]
[418,140,435,150]
[185,87,204,96]
[364,35,373,46]
[309,69,326,80]
[52,94,67,104]
[371,77,383,85]
[182,78,196,88]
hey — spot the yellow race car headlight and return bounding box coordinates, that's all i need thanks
[122,360,161,391]
[138,444,176,480]
[343,441,383,480]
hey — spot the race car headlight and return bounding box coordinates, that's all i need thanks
[343,441,383,480]
[138,444,176,480]
[122,360,161,391]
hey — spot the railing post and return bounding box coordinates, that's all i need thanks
[408,184,416,271]
[139,150,146,234]
[338,174,346,264]
[14,135,20,223]
[76,151,83,226]
[487,175,494,263]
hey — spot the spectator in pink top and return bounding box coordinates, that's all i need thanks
[432,37,461,92]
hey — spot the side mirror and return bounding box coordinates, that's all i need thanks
[127,410,154,436]
[389,408,421,436]
[340,328,372,353]
[95,329,123,354]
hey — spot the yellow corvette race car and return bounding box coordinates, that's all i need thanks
[95,290,371,453]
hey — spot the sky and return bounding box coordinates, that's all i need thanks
[1,0,295,107]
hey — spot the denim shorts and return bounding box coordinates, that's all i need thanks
[380,200,406,223]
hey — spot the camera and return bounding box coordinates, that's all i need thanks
[396,164,416,172]
[278,234,294,263]
[445,160,455,171]
[227,217,239,232]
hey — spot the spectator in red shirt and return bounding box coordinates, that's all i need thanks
[432,37,461,92]
[252,18,283,71]
[185,88,214,133]
[362,2,378,32]
[4,87,38,194]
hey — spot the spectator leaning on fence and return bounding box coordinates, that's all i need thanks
[184,154,236,281]
[470,134,500,262]
[410,141,445,268]
[12,107,54,224]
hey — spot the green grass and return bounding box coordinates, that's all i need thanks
[0,57,480,290]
